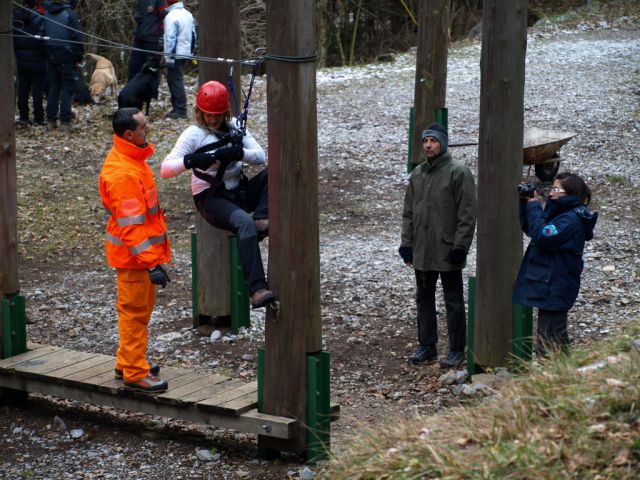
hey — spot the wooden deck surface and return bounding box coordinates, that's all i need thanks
[0,343,296,439]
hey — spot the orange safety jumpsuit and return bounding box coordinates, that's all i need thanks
[99,134,171,383]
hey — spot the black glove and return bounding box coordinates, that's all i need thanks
[183,152,215,170]
[398,246,413,265]
[447,248,467,266]
[213,144,244,165]
[149,265,170,288]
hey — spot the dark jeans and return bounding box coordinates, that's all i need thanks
[537,309,569,354]
[415,269,466,352]
[194,169,269,294]
[128,38,160,81]
[46,62,76,123]
[166,59,187,114]
[17,70,45,122]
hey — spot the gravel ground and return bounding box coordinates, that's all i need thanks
[2,14,640,480]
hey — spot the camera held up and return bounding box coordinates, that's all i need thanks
[517,182,537,198]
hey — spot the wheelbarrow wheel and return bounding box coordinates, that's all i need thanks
[534,159,560,182]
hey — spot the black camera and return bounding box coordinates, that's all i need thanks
[517,183,537,198]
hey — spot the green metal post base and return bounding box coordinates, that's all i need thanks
[257,349,331,462]
[2,294,27,359]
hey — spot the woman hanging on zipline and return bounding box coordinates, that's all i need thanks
[161,80,274,309]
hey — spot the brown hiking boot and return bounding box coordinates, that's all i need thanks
[115,363,160,380]
[250,288,275,309]
[123,375,168,393]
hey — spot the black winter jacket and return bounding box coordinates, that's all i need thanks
[513,195,597,312]
[42,1,84,64]
[133,0,167,43]
[12,6,46,73]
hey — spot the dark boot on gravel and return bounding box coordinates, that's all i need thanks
[439,350,465,369]
[409,345,437,365]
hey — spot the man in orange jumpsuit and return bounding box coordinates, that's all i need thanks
[99,107,171,393]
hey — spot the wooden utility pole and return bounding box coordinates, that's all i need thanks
[475,0,528,367]
[194,1,241,322]
[1,2,18,300]
[262,0,322,455]
[411,0,449,166]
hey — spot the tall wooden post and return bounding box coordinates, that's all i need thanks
[194,1,242,322]
[262,0,322,455]
[475,0,528,367]
[410,0,449,166]
[1,3,19,308]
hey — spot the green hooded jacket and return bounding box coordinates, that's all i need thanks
[401,151,477,271]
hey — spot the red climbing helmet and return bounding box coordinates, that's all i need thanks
[196,81,229,114]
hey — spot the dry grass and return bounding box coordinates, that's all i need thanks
[323,324,640,479]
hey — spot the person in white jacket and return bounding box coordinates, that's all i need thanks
[163,0,195,119]
[161,81,274,309]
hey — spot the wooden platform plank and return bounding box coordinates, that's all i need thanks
[12,349,95,377]
[159,373,229,401]
[216,391,258,415]
[0,345,62,369]
[47,353,111,379]
[179,377,246,404]
[63,358,114,382]
[197,381,257,411]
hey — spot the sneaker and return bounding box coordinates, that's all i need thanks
[409,345,437,365]
[114,363,160,380]
[123,375,168,393]
[250,288,275,309]
[165,111,187,120]
[439,351,465,369]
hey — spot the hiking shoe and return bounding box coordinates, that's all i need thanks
[123,375,168,393]
[46,120,57,131]
[439,351,465,369]
[251,288,275,309]
[16,119,30,127]
[409,345,437,365]
[115,363,160,380]
[255,218,269,241]
[165,111,187,120]
[33,119,46,127]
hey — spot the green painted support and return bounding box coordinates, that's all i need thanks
[513,303,533,363]
[1,295,27,360]
[435,107,448,131]
[407,106,415,173]
[466,276,477,375]
[229,236,250,334]
[191,232,199,328]
[257,347,265,412]
[306,351,331,462]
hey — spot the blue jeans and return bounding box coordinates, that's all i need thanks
[166,59,187,114]
[46,62,76,123]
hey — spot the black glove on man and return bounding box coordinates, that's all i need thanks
[447,248,467,266]
[183,152,215,170]
[213,144,244,165]
[398,246,413,265]
[149,265,170,288]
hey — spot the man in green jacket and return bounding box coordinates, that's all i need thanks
[399,123,476,368]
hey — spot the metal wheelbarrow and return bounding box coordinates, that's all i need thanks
[523,127,577,181]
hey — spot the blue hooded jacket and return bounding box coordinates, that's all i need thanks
[513,195,597,311]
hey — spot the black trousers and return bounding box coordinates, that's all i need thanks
[415,269,466,353]
[194,170,269,294]
[17,69,45,123]
[537,309,569,354]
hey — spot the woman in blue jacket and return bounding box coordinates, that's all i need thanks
[513,172,597,355]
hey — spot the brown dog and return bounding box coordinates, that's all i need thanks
[87,53,118,103]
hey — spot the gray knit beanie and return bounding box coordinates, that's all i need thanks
[421,123,448,154]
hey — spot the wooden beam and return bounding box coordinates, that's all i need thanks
[194,1,243,320]
[475,0,528,367]
[0,374,296,439]
[263,0,322,455]
[0,3,18,299]
[411,0,449,165]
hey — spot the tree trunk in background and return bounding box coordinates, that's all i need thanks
[0,1,18,298]
[194,1,242,320]
[261,0,322,455]
[410,0,449,166]
[475,0,528,367]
